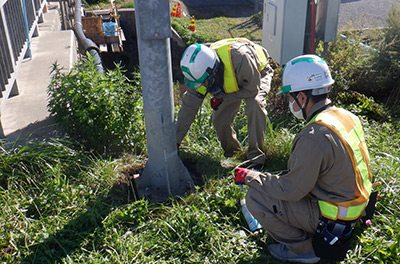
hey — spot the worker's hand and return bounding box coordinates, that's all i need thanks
[210,97,224,110]
[234,167,251,185]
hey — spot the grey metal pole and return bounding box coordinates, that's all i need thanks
[134,0,193,202]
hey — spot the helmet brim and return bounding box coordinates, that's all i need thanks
[277,85,292,95]
[184,77,203,90]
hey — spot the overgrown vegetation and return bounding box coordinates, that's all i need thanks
[1,2,400,263]
[47,56,146,155]
[323,3,400,111]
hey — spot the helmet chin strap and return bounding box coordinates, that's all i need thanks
[291,92,310,120]
[206,62,224,97]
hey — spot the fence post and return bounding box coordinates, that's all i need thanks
[21,0,32,58]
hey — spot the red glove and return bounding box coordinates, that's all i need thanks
[234,167,251,185]
[210,97,224,110]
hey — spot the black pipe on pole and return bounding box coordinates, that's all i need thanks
[73,0,104,73]
[134,0,193,202]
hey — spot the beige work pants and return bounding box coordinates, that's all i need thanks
[246,187,320,255]
[212,90,267,164]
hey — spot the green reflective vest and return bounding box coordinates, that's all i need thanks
[196,38,268,96]
[307,107,372,221]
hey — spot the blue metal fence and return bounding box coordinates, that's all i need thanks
[0,0,46,109]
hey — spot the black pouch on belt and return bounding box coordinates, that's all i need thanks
[312,217,354,261]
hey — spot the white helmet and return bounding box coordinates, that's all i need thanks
[181,44,219,89]
[279,54,334,95]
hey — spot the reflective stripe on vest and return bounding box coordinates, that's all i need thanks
[196,38,268,95]
[307,107,372,221]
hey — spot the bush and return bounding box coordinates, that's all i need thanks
[322,30,392,120]
[47,55,146,155]
[377,2,400,105]
[324,2,400,109]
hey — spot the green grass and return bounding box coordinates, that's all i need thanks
[192,16,262,43]
[1,109,399,263]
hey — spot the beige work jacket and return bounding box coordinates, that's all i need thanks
[176,41,272,144]
[245,99,362,204]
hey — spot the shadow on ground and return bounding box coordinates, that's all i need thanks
[2,117,64,148]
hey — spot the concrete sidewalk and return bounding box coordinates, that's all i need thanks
[1,3,76,144]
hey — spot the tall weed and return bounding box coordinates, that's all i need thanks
[47,55,146,155]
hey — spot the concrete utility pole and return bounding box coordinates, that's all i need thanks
[134,0,193,202]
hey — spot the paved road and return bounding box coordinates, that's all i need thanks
[338,0,400,29]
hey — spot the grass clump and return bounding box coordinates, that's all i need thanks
[2,116,399,263]
[47,55,146,155]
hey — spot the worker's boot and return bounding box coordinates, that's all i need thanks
[268,243,320,263]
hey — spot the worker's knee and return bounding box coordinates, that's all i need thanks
[245,98,267,117]
[245,187,274,219]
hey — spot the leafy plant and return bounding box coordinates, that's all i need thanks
[335,91,390,121]
[323,2,400,108]
[47,55,146,155]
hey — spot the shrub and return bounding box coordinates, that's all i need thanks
[47,55,146,155]
[324,2,400,109]
[377,2,400,105]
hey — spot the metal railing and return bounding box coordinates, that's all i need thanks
[0,0,46,114]
[48,0,74,30]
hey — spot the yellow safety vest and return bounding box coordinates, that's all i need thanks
[196,38,269,96]
[307,107,372,221]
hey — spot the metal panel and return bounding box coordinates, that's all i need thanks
[265,2,277,36]
[316,0,340,42]
[262,0,308,65]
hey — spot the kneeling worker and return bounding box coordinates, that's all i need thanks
[176,38,274,168]
[234,54,373,263]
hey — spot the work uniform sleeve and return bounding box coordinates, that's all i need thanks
[244,132,324,201]
[176,88,205,144]
[222,44,262,103]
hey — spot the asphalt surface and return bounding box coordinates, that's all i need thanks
[338,0,400,29]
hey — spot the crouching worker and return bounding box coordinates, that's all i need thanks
[176,38,274,169]
[234,54,373,263]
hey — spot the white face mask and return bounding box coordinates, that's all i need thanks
[289,100,305,120]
